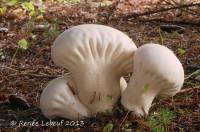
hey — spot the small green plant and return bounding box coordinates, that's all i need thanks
[0,7,7,15]
[121,123,132,132]
[17,38,29,50]
[100,0,112,7]
[103,122,113,132]
[177,48,186,56]
[10,38,29,66]
[45,23,61,40]
[148,108,174,132]
[106,95,113,101]
[3,0,44,18]
[21,1,36,16]
[46,28,60,39]
[5,0,18,6]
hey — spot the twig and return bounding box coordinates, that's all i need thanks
[122,3,200,19]
[137,18,200,26]
[0,65,19,72]
[185,69,200,80]
[8,72,58,78]
[178,86,200,94]
[10,48,19,66]
[119,111,130,128]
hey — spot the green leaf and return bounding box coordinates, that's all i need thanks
[103,122,113,132]
[160,108,173,125]
[69,0,80,3]
[143,83,149,94]
[106,95,113,101]
[100,0,112,7]
[177,48,186,55]
[0,7,7,15]
[45,27,61,39]
[148,108,173,132]
[17,39,29,50]
[29,10,36,16]
[21,2,34,11]
[6,0,18,6]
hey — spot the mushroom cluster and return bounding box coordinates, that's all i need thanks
[40,25,184,120]
[40,24,137,119]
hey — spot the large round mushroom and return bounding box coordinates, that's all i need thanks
[50,24,137,114]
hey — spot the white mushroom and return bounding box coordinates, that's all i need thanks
[51,24,137,114]
[40,75,90,120]
[121,44,184,116]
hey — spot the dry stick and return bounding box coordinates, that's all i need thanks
[119,111,130,128]
[137,18,200,26]
[0,65,19,72]
[122,3,200,19]
[8,72,58,78]
[185,69,200,80]
[10,48,19,66]
[178,86,200,94]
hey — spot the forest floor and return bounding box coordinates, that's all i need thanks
[0,0,200,132]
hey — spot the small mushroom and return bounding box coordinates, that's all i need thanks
[40,76,90,120]
[121,44,184,116]
[51,24,137,113]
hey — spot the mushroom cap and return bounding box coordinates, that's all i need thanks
[40,76,90,120]
[51,24,137,113]
[133,44,184,96]
[121,43,184,116]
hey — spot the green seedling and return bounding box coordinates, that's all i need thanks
[18,38,29,50]
[177,48,186,56]
[0,7,7,15]
[46,28,60,39]
[10,38,29,66]
[106,95,113,101]
[100,0,112,7]
[103,122,114,132]
[21,2,35,17]
[6,0,18,6]
[45,24,61,40]
[148,108,174,132]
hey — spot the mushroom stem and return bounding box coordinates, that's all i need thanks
[121,76,159,116]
